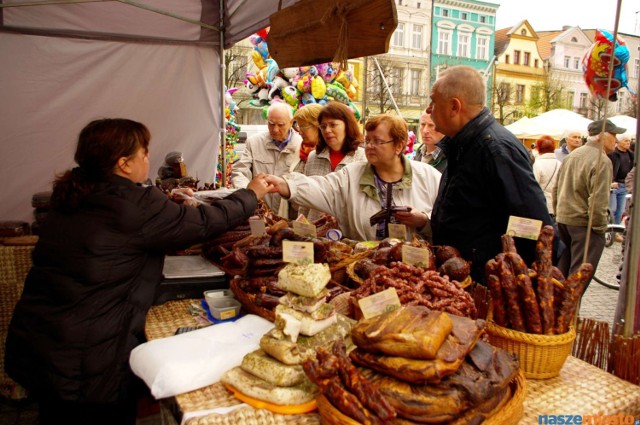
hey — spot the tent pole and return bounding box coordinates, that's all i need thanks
[219,0,227,187]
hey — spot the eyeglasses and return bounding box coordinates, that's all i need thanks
[320,122,342,132]
[364,138,394,147]
[293,122,312,132]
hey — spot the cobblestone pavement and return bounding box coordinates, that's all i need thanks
[579,241,626,330]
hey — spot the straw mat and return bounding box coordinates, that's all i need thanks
[521,356,640,422]
[145,299,200,341]
[184,406,320,425]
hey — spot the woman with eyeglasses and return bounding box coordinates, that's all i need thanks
[297,101,366,220]
[265,114,441,241]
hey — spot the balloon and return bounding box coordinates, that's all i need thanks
[582,29,632,101]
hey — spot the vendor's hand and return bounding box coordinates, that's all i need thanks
[393,209,429,229]
[247,173,275,200]
[611,182,619,189]
[263,174,291,198]
[170,188,200,207]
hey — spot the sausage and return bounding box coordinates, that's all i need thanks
[555,263,594,334]
[506,253,542,334]
[501,234,517,253]
[497,254,526,332]
[535,225,556,334]
[485,259,508,327]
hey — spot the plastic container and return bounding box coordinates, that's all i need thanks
[204,290,240,320]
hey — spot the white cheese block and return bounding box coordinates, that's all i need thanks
[275,304,337,337]
[240,349,307,387]
[221,366,317,405]
[279,289,329,313]
[277,263,331,297]
[275,311,302,343]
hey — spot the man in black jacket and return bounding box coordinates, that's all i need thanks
[608,136,634,225]
[427,66,553,283]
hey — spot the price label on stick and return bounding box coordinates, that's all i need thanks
[388,223,407,240]
[249,217,266,236]
[358,288,401,320]
[292,220,317,238]
[506,216,543,240]
[282,241,314,264]
[402,244,430,268]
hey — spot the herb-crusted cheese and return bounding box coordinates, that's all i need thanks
[241,350,307,387]
[277,263,331,297]
[275,304,337,336]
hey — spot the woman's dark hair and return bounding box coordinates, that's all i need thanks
[536,135,556,155]
[316,101,362,154]
[51,118,150,212]
[364,114,408,156]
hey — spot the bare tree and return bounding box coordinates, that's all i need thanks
[363,57,401,115]
[224,45,251,90]
[527,72,567,114]
[492,80,520,125]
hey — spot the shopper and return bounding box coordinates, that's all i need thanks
[426,65,553,283]
[5,118,272,425]
[265,114,441,241]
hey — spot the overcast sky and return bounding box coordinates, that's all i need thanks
[492,0,639,35]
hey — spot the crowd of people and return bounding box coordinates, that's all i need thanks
[4,64,635,423]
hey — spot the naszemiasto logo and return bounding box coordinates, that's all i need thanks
[537,414,638,424]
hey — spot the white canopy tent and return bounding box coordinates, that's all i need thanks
[0,0,303,222]
[609,115,638,139]
[505,109,593,140]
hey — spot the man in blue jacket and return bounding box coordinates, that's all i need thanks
[427,66,553,283]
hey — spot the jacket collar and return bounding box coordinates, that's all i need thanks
[360,156,413,201]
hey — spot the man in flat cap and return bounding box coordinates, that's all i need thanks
[553,119,626,290]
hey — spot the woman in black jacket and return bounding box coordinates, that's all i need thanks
[5,118,273,425]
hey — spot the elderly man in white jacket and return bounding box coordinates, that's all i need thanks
[265,114,441,241]
[231,102,302,212]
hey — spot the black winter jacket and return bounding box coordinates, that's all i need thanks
[5,175,257,403]
[431,108,553,282]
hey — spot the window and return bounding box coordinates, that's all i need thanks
[458,33,470,58]
[480,16,486,23]
[571,37,577,42]
[437,29,452,55]
[442,9,449,17]
[520,29,526,35]
[499,82,511,102]
[534,59,539,68]
[412,25,423,50]
[514,50,521,65]
[566,91,574,108]
[389,67,403,95]
[573,57,580,70]
[515,84,525,104]
[524,52,530,66]
[476,36,489,60]
[417,2,421,8]
[410,69,421,95]
[634,59,639,78]
[392,23,404,47]
[579,93,588,109]
[564,56,570,68]
[505,54,510,64]
[461,12,468,20]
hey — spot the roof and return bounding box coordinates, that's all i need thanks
[494,27,511,56]
[536,31,561,60]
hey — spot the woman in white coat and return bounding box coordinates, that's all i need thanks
[265,114,441,241]
[533,135,562,217]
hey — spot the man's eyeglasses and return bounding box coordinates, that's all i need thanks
[364,138,394,147]
[320,122,342,131]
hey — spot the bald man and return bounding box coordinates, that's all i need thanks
[554,131,583,162]
[427,66,553,282]
[231,102,302,212]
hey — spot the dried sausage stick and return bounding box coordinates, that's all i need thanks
[507,252,543,334]
[486,259,508,327]
[535,225,555,334]
[555,263,594,334]
[501,234,517,253]
[497,254,526,332]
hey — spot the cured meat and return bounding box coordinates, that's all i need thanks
[485,259,507,327]
[351,306,453,360]
[497,254,526,332]
[535,225,555,334]
[500,234,517,253]
[555,263,594,333]
[507,253,542,334]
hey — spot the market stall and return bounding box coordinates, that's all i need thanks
[143,299,640,425]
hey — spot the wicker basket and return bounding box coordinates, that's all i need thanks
[316,370,526,425]
[485,321,576,379]
[229,278,275,322]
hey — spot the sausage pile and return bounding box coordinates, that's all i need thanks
[303,341,396,425]
[486,226,594,335]
[351,262,477,318]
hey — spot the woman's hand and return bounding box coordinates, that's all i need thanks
[247,173,275,200]
[263,174,291,198]
[393,208,429,229]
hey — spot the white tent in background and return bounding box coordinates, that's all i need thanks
[609,115,638,139]
[504,116,530,139]
[505,109,592,140]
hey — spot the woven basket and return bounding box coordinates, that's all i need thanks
[486,321,576,379]
[229,278,275,322]
[316,370,526,425]
[346,261,365,285]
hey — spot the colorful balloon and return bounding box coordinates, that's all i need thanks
[582,29,632,101]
